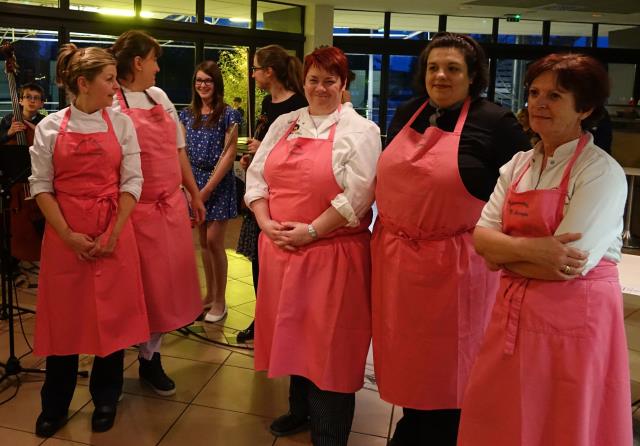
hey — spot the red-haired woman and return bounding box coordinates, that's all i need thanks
[458,54,631,445]
[245,46,381,445]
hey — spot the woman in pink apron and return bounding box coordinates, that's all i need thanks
[111,30,205,396]
[245,46,381,445]
[458,54,632,446]
[29,45,149,437]
[372,33,532,445]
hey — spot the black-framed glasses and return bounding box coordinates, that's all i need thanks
[251,66,268,72]
[22,95,42,101]
[195,78,214,86]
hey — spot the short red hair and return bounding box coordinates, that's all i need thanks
[303,46,349,87]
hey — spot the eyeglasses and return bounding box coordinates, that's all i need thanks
[195,78,214,86]
[22,95,42,101]
[250,66,268,72]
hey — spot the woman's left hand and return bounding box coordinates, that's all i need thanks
[191,194,206,225]
[279,221,315,247]
[90,231,118,257]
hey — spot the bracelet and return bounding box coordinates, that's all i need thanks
[307,224,318,240]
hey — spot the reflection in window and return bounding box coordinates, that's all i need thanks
[388,55,418,130]
[549,22,593,47]
[257,1,302,33]
[498,19,542,45]
[155,40,195,107]
[204,44,251,136]
[204,0,251,28]
[389,13,438,40]
[446,16,493,43]
[334,10,385,38]
[141,0,196,22]
[70,1,134,17]
[608,64,637,106]
[0,28,58,114]
[494,59,530,113]
[70,31,116,49]
[0,0,57,7]
[598,24,639,49]
[345,53,381,124]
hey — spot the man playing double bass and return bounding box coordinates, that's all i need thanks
[1,82,47,262]
[0,82,46,144]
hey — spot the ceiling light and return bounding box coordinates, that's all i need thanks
[140,11,155,18]
[230,17,250,23]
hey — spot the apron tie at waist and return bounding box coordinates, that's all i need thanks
[502,276,528,356]
[95,195,118,236]
[378,217,474,251]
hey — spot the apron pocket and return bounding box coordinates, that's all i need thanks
[521,279,588,337]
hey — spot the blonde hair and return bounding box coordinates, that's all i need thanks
[56,44,116,96]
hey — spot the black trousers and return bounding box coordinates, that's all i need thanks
[289,375,355,446]
[40,350,124,419]
[391,407,461,446]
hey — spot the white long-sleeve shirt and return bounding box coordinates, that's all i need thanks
[477,132,627,274]
[29,104,143,200]
[111,85,185,149]
[245,105,382,226]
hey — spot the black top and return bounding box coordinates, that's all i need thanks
[386,96,532,201]
[0,112,46,144]
[256,93,308,141]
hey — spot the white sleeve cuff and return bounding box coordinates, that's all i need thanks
[331,193,360,227]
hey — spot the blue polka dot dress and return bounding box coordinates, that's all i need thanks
[179,105,242,221]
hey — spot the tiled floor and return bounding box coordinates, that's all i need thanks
[1,221,639,445]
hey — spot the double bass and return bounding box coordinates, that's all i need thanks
[1,43,44,261]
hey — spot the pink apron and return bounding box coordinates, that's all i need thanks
[254,117,372,393]
[35,108,149,357]
[458,133,632,446]
[372,98,499,409]
[116,90,202,333]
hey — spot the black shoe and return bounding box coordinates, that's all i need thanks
[91,404,117,432]
[269,412,310,437]
[236,323,254,343]
[139,352,176,396]
[35,412,67,438]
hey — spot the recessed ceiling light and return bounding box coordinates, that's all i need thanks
[592,13,602,17]
[230,17,250,23]
[459,5,471,10]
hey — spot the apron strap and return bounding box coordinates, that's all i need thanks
[453,97,471,134]
[115,88,130,110]
[557,132,590,193]
[407,100,430,129]
[59,107,72,133]
[143,89,159,106]
[100,109,115,135]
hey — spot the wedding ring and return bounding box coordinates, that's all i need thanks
[563,265,571,274]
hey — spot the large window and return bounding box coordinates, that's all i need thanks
[257,1,302,33]
[0,28,59,114]
[387,55,418,129]
[70,0,134,17]
[345,53,381,124]
[141,0,196,22]
[204,0,251,28]
[494,59,530,113]
[204,44,251,136]
[498,19,543,45]
[389,13,438,40]
[1,0,57,7]
[599,24,640,49]
[334,10,385,38]
[549,22,593,47]
[446,16,493,43]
